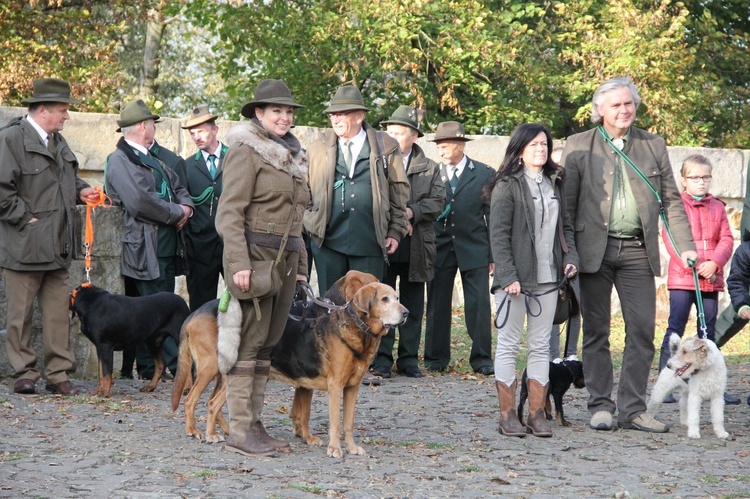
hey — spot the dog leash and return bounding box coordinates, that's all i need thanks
[597,126,708,339]
[494,273,573,329]
[83,186,113,285]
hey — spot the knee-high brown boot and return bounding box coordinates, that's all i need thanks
[252,360,290,451]
[496,380,526,438]
[225,360,276,456]
[526,378,553,437]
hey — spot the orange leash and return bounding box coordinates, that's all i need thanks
[83,186,112,283]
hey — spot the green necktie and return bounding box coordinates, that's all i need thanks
[449,167,459,190]
[343,140,353,171]
[47,134,57,157]
[208,154,217,179]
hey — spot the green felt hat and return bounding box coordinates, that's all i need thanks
[22,78,80,105]
[116,99,161,132]
[323,85,369,114]
[381,105,423,137]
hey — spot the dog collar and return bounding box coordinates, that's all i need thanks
[346,303,372,336]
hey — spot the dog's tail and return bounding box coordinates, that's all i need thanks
[171,319,194,412]
[217,295,242,374]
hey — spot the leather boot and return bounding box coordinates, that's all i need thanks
[252,360,291,452]
[495,380,526,438]
[526,379,553,437]
[225,360,276,457]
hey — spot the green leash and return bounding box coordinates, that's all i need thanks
[597,126,707,339]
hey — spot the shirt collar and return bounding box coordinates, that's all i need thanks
[338,127,367,149]
[125,138,149,156]
[201,142,224,162]
[450,155,468,176]
[25,115,49,144]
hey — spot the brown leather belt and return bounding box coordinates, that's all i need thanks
[245,230,305,253]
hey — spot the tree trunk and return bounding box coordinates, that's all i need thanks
[140,12,165,98]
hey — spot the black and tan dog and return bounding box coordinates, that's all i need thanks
[70,283,190,397]
[517,359,585,426]
[171,270,408,457]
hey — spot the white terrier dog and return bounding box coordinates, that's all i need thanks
[647,333,729,439]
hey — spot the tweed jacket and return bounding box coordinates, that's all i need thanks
[561,126,694,275]
[303,122,409,260]
[433,157,494,270]
[105,137,193,280]
[404,144,445,282]
[489,169,578,292]
[0,117,90,271]
[176,144,227,266]
[215,121,310,277]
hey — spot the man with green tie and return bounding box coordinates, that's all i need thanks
[105,99,193,379]
[175,106,226,311]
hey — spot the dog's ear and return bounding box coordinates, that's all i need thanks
[695,343,709,361]
[352,284,375,315]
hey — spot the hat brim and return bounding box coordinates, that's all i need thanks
[181,114,219,129]
[323,103,369,114]
[241,99,305,119]
[429,136,473,143]
[22,96,81,105]
[116,116,162,133]
[381,118,423,137]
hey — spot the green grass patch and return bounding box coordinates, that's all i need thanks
[291,483,328,494]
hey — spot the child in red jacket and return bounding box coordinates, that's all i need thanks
[659,155,733,374]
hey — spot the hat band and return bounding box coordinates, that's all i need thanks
[32,93,72,99]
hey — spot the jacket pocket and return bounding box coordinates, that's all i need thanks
[11,216,57,264]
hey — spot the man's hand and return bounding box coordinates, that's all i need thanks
[177,205,192,230]
[406,221,413,237]
[406,207,414,221]
[296,274,308,282]
[680,250,699,269]
[79,187,98,203]
[233,269,252,293]
[739,307,750,320]
[385,237,399,255]
[564,264,577,278]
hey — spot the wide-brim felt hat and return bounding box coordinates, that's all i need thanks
[181,105,219,129]
[429,121,472,142]
[240,79,304,118]
[22,78,81,105]
[116,99,161,132]
[381,105,423,137]
[323,85,369,114]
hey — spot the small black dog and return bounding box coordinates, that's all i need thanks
[70,284,190,397]
[517,359,585,426]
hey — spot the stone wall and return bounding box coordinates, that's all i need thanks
[0,107,748,380]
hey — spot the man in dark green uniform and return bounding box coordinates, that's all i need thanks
[425,121,495,375]
[304,86,409,295]
[105,99,193,380]
[175,106,226,311]
[370,105,445,380]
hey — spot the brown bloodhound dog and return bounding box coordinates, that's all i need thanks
[171,270,408,457]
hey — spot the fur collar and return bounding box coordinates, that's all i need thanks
[226,122,308,178]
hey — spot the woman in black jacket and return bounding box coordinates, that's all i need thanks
[482,123,578,438]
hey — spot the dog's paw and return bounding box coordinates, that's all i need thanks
[561,420,572,427]
[687,429,701,439]
[305,435,323,446]
[327,444,343,458]
[716,430,729,440]
[346,444,366,456]
[187,429,203,440]
[205,433,225,443]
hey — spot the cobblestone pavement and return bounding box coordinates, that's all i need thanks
[1,367,749,498]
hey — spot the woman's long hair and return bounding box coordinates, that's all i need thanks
[481,123,562,204]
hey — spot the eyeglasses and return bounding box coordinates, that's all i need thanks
[685,175,712,182]
[328,111,354,119]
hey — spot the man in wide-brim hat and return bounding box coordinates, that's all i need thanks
[303,86,409,351]
[424,120,496,377]
[105,98,194,380]
[369,105,445,381]
[176,105,227,312]
[0,78,96,396]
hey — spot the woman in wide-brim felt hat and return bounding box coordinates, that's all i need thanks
[214,78,311,457]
